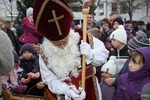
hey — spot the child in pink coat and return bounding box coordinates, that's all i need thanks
[1,51,27,94]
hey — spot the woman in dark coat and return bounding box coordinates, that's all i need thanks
[0,17,21,54]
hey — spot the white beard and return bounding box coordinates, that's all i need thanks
[42,29,81,81]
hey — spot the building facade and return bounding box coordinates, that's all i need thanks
[0,0,18,21]
[68,0,150,25]
[0,0,149,24]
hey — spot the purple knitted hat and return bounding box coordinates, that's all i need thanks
[124,23,132,30]
[20,43,35,55]
[113,17,124,25]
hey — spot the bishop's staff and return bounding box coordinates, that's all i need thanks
[81,0,96,89]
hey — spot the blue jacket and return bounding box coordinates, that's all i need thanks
[116,47,150,100]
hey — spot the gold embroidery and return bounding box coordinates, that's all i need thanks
[52,0,74,17]
[35,0,49,29]
[35,0,73,30]
[87,32,94,49]
[50,35,69,45]
[48,10,64,36]
[91,66,99,100]
[40,47,48,66]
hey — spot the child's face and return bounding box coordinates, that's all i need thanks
[101,72,113,79]
[101,21,109,27]
[22,51,33,59]
[113,22,119,29]
[111,39,123,49]
[129,55,144,72]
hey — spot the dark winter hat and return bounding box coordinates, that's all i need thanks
[20,43,35,55]
[128,36,150,51]
[137,21,145,25]
[141,83,150,100]
[13,50,19,63]
[113,17,124,25]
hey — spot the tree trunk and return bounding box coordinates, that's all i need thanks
[129,13,132,24]
[146,0,149,16]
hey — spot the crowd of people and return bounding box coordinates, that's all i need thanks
[0,0,150,100]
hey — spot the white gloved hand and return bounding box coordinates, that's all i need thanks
[67,85,86,100]
[80,41,93,60]
[67,85,80,99]
[76,87,86,100]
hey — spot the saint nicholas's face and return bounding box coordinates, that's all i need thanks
[53,37,69,49]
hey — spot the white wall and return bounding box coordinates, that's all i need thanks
[0,0,18,21]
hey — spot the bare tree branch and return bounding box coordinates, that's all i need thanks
[2,0,11,12]
[113,0,145,23]
[78,0,83,4]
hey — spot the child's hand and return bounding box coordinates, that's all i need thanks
[36,82,45,89]
[27,72,34,78]
[25,78,31,83]
[32,72,40,79]
[21,78,31,84]
[21,78,26,84]
[110,48,114,52]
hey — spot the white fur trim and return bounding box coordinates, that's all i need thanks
[41,30,81,81]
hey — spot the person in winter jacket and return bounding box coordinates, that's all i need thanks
[19,43,45,96]
[133,21,150,38]
[105,36,150,89]
[0,30,14,100]
[1,51,27,94]
[100,56,117,100]
[116,47,150,100]
[0,17,21,54]
[109,25,129,72]
[19,7,43,45]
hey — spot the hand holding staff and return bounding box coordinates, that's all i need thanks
[81,0,96,89]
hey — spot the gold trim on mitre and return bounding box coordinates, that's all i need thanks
[35,0,74,30]
[50,34,69,46]
[35,0,49,29]
[52,0,74,17]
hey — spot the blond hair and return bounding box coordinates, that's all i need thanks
[87,28,102,40]
[0,17,6,25]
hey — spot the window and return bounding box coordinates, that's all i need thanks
[112,2,117,12]
[99,4,104,15]
[66,0,82,12]
[120,1,127,14]
[71,6,82,12]
[66,0,77,3]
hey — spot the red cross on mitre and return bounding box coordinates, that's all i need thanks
[33,0,73,42]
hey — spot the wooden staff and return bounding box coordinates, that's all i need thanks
[81,8,89,89]
[81,0,96,89]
